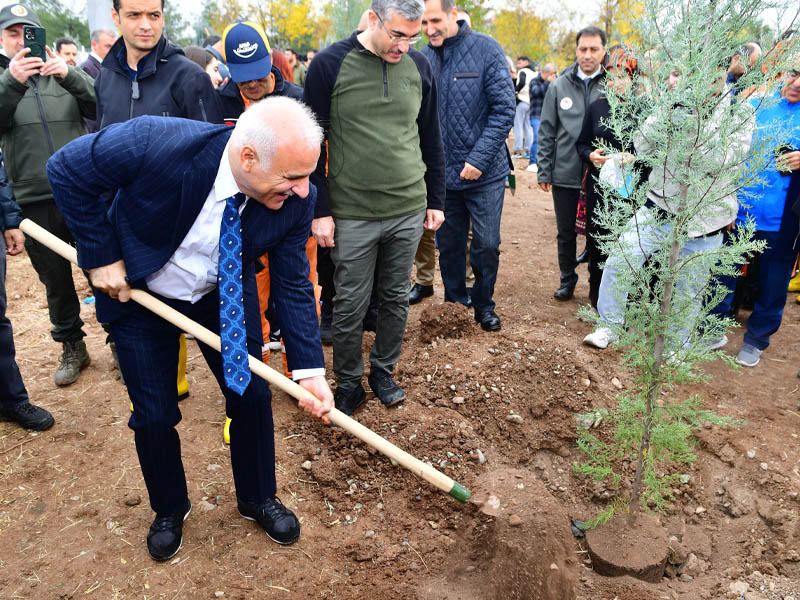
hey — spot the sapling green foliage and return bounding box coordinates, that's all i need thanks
[574,0,800,526]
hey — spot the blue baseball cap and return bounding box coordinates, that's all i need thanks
[222,20,272,83]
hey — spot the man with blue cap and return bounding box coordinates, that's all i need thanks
[217,20,303,124]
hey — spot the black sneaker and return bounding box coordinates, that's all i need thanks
[147,498,191,561]
[333,384,366,416]
[0,402,54,431]
[368,369,406,407]
[238,496,300,545]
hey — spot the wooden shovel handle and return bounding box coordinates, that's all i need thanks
[19,218,471,502]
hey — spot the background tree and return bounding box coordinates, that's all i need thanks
[163,1,193,47]
[251,0,317,49]
[458,0,490,33]
[28,0,89,48]
[598,0,645,45]
[322,0,369,44]
[490,0,551,63]
[196,0,248,43]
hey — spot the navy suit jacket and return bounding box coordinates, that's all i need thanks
[46,116,324,373]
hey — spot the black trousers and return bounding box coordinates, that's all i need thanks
[21,201,86,343]
[552,185,581,287]
[0,233,28,408]
[112,291,277,515]
[585,183,608,308]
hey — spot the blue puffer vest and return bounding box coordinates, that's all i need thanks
[422,21,516,190]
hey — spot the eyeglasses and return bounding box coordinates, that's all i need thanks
[375,13,421,45]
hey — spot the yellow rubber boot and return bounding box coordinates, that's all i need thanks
[177,334,190,400]
[790,271,800,292]
[223,417,231,445]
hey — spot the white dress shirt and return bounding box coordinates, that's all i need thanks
[577,66,602,81]
[146,145,324,381]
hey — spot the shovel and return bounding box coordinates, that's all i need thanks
[19,218,471,502]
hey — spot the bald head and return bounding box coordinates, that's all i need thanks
[229,96,323,210]
[541,63,557,81]
[230,96,322,170]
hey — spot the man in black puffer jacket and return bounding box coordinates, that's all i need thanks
[94,0,222,128]
[420,0,515,332]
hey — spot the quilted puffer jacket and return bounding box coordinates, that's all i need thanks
[422,21,516,190]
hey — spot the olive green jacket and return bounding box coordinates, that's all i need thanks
[0,54,96,205]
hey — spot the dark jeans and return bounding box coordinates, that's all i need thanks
[0,233,29,409]
[112,291,276,515]
[552,185,580,287]
[528,117,540,166]
[21,201,86,343]
[438,180,504,313]
[712,227,798,351]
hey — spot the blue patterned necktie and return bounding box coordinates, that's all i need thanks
[218,192,251,395]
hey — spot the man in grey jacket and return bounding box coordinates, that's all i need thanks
[537,26,606,300]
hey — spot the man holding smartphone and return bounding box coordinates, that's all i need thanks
[0,3,97,387]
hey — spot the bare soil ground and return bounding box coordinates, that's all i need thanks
[2,160,800,599]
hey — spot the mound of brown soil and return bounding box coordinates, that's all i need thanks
[420,467,578,600]
[419,302,477,343]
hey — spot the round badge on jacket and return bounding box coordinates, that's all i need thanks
[560,97,573,110]
[11,5,29,16]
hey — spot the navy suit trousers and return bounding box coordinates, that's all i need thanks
[0,233,29,408]
[111,290,276,515]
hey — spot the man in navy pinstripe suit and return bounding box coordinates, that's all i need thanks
[47,97,333,561]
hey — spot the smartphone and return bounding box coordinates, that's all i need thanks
[23,25,47,61]
[774,144,798,176]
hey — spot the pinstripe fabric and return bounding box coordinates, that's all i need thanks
[47,115,323,372]
[111,292,277,513]
[46,115,324,514]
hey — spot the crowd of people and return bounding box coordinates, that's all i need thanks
[0,0,798,567]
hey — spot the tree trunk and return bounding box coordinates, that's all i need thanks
[628,182,687,526]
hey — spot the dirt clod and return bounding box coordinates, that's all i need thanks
[419,302,476,343]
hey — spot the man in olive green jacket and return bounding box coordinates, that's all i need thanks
[0,3,97,387]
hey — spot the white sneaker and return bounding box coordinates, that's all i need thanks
[706,334,728,351]
[583,327,616,349]
[511,152,524,159]
[526,163,539,173]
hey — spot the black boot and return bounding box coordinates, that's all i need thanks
[409,283,434,305]
[554,279,577,301]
